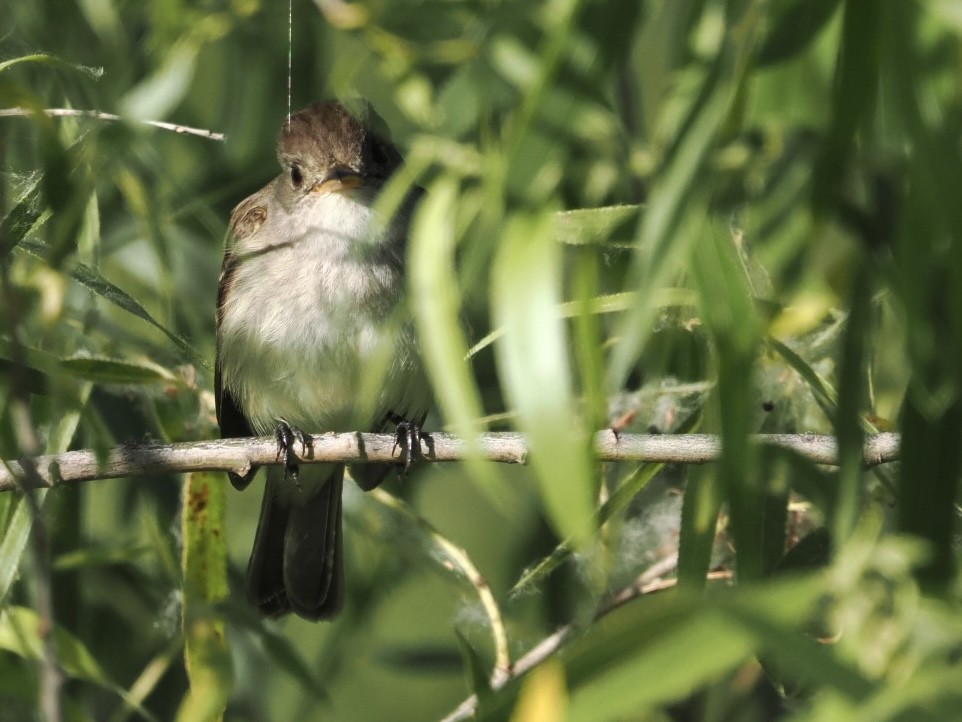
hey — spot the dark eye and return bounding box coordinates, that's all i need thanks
[290,164,303,187]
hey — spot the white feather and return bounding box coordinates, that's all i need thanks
[218,188,427,435]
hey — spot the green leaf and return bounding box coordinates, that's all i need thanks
[898,396,962,588]
[220,604,325,699]
[17,239,200,362]
[0,606,158,721]
[559,577,825,722]
[757,0,842,67]
[493,210,595,546]
[832,265,872,543]
[885,1,962,588]
[179,472,232,722]
[54,544,152,570]
[554,205,641,246]
[767,336,839,418]
[692,224,764,579]
[0,53,104,78]
[677,464,722,589]
[75,0,124,42]
[0,171,46,255]
[181,473,229,608]
[608,3,765,388]
[0,383,90,605]
[511,660,568,722]
[455,629,493,710]
[60,356,171,384]
[564,593,750,722]
[773,527,832,576]
[409,178,495,489]
[812,0,886,215]
[37,122,84,268]
[0,494,32,608]
[120,43,197,120]
[0,607,106,683]
[0,357,49,395]
[570,248,606,431]
[77,182,101,262]
[722,595,874,703]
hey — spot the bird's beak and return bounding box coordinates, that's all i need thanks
[312,165,363,194]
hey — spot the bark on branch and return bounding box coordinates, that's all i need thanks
[0,432,901,492]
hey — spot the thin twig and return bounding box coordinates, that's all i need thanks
[0,432,901,492]
[0,108,225,141]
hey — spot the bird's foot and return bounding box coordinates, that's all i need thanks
[387,412,423,475]
[274,420,312,482]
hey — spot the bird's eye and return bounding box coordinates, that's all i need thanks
[290,164,303,188]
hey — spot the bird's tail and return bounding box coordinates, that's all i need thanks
[246,464,344,620]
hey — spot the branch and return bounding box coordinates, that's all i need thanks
[0,108,225,141]
[0,432,901,492]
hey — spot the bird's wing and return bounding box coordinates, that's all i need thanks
[215,182,275,488]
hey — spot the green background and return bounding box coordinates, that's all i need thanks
[2,1,962,721]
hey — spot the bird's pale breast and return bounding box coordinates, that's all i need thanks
[217,191,416,435]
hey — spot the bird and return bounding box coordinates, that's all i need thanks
[215,99,430,620]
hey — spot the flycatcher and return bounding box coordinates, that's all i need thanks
[215,100,429,620]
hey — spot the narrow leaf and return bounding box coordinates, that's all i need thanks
[757,0,843,67]
[0,172,46,255]
[493,210,595,546]
[179,472,232,722]
[409,179,495,489]
[692,225,764,579]
[833,265,872,542]
[554,205,641,246]
[60,356,171,384]
[677,465,722,589]
[0,53,104,78]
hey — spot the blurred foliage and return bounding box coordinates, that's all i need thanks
[1,0,961,720]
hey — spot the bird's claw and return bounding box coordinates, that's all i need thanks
[275,420,312,482]
[388,413,422,475]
